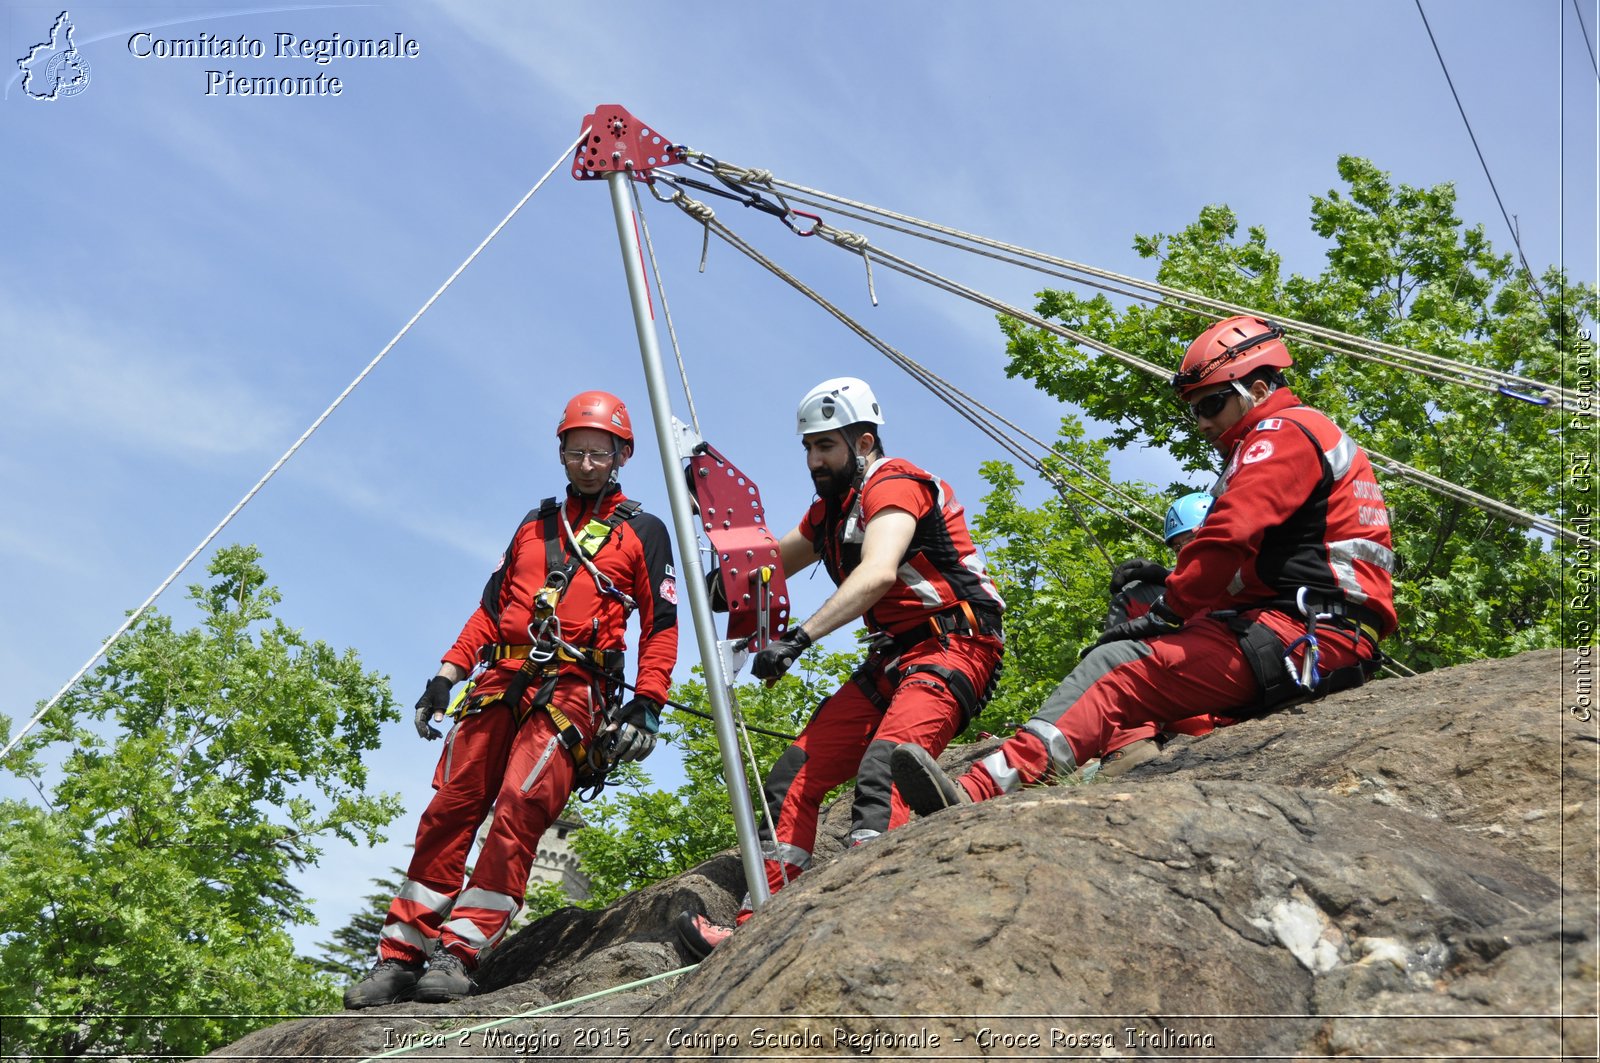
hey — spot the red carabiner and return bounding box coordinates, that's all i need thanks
[785,208,822,236]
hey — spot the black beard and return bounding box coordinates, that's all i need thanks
[812,462,857,499]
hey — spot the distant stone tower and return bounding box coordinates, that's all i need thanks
[528,810,591,902]
[475,808,592,903]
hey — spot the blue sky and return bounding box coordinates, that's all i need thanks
[3,1,1594,957]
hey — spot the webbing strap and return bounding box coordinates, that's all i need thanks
[1225,614,1381,717]
[897,663,980,726]
[534,496,642,619]
[481,642,623,671]
[886,601,1002,657]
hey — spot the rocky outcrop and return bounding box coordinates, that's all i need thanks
[210,649,1595,1060]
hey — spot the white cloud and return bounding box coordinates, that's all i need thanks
[0,292,292,464]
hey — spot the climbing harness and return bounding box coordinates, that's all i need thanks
[1221,587,1385,717]
[460,494,644,798]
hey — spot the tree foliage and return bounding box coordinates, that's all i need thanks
[966,420,1171,730]
[547,652,858,912]
[0,545,403,1059]
[997,156,1595,669]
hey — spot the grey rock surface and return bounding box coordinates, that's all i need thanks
[207,648,1595,1061]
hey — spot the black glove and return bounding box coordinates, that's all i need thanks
[752,627,813,682]
[1109,557,1170,595]
[1091,598,1183,652]
[609,697,660,763]
[414,675,454,740]
[705,568,729,613]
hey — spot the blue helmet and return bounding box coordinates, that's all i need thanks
[1163,491,1213,545]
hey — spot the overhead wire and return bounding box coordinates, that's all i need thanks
[1366,449,1594,547]
[1574,0,1600,79]
[1,129,592,765]
[659,187,1454,683]
[652,180,1164,554]
[856,232,1593,549]
[1414,0,1554,315]
[670,163,1589,551]
[692,155,1588,415]
[777,188,1554,404]
[719,158,1581,405]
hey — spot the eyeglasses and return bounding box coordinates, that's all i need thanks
[562,448,617,466]
[1185,389,1237,421]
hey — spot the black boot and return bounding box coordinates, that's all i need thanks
[415,948,476,1003]
[343,957,423,1009]
[890,744,971,816]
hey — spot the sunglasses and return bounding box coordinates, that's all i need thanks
[1185,389,1237,420]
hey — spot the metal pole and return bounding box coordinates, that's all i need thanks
[604,171,771,911]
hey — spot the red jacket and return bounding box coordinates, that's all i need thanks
[1164,388,1397,636]
[443,485,678,704]
[800,457,1004,635]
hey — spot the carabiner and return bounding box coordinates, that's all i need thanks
[1283,633,1322,691]
[785,208,822,236]
[1497,384,1553,407]
[526,617,557,663]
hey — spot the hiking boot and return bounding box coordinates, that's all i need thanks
[414,948,476,1003]
[343,957,423,1009]
[675,911,733,961]
[1096,738,1161,780]
[891,743,970,816]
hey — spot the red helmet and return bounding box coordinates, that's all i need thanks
[1171,316,1292,398]
[557,391,633,444]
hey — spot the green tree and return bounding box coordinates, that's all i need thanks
[558,652,857,910]
[997,155,1595,670]
[0,545,403,1059]
[967,421,1171,730]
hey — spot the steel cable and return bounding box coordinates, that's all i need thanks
[697,156,1587,415]
[657,191,1164,551]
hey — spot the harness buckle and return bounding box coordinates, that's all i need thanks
[532,582,564,619]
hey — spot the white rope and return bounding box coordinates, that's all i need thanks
[701,157,1589,416]
[1,130,589,765]
[353,963,696,1063]
[628,176,701,434]
[741,161,1585,408]
[732,690,790,889]
[1367,449,1594,547]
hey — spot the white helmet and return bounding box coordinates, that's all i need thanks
[795,377,885,436]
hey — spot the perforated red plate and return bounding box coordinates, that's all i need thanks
[572,104,684,180]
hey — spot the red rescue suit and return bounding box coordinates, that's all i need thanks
[753,458,1004,906]
[960,388,1394,802]
[379,485,677,967]
[1104,578,1212,741]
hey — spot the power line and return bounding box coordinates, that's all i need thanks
[1414,0,1552,314]
[1572,0,1600,79]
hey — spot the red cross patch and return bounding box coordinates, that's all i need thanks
[1241,439,1275,465]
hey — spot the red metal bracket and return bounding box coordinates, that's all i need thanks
[688,442,791,649]
[572,104,685,180]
